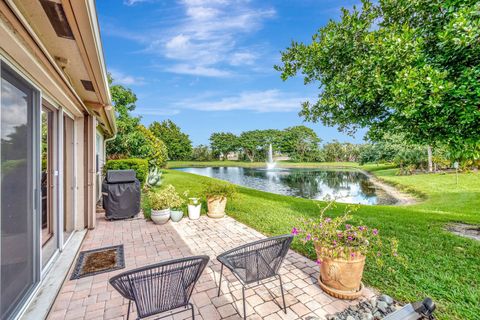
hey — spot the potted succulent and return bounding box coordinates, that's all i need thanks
[204,181,236,218]
[291,201,399,300]
[149,185,181,224]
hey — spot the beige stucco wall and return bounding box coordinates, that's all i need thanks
[0,8,97,232]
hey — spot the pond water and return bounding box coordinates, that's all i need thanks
[175,167,397,205]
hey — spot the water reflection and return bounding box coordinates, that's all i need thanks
[175,167,396,205]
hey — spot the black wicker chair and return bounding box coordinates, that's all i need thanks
[109,256,209,320]
[217,235,293,319]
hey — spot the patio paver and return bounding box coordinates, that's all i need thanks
[48,213,375,320]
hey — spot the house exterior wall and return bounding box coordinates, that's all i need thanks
[0,2,109,318]
[0,18,93,233]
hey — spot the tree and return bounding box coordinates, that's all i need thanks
[106,74,168,167]
[322,140,345,162]
[209,132,238,160]
[149,120,192,160]
[238,129,283,162]
[106,75,140,158]
[281,126,321,161]
[275,0,480,158]
[191,145,213,161]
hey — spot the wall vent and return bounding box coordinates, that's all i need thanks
[81,80,95,92]
[40,0,75,40]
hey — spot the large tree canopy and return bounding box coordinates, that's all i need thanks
[281,125,321,162]
[239,129,283,162]
[149,120,192,161]
[106,75,168,167]
[276,0,480,157]
[209,132,239,160]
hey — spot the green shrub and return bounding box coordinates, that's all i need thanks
[104,158,149,184]
[148,185,184,210]
[203,181,237,199]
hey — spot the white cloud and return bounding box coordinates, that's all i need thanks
[173,90,306,112]
[186,6,220,20]
[123,0,155,6]
[114,0,275,77]
[229,51,257,66]
[166,64,231,77]
[133,108,181,116]
[109,69,145,86]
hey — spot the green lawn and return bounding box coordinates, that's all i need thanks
[146,161,480,319]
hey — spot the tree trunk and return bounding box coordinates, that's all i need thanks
[245,150,254,162]
[427,145,433,172]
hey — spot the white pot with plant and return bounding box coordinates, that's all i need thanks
[170,193,185,223]
[149,185,181,224]
[204,181,236,219]
[187,197,202,220]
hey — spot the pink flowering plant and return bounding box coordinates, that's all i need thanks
[291,201,400,266]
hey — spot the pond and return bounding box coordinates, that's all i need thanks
[174,167,397,205]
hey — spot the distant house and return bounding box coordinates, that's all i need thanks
[0,1,116,319]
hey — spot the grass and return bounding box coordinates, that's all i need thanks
[145,161,480,319]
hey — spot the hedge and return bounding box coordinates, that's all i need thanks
[104,158,149,185]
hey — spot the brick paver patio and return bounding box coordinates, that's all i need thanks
[48,213,375,320]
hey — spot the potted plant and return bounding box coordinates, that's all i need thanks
[149,185,180,224]
[187,197,202,220]
[204,181,236,218]
[170,191,185,223]
[291,201,399,300]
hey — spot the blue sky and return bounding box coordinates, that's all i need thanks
[97,0,366,145]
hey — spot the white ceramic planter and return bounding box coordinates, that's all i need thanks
[170,209,184,222]
[151,208,170,224]
[188,204,202,220]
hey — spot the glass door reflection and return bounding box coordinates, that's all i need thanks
[41,105,57,267]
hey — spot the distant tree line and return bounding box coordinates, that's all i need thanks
[209,126,322,162]
[106,74,478,173]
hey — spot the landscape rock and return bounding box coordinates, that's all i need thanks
[379,294,394,305]
[377,301,388,313]
[330,294,401,320]
[360,312,374,320]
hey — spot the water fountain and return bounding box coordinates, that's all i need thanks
[266,143,276,170]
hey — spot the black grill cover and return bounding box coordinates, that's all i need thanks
[102,170,141,220]
[106,170,137,183]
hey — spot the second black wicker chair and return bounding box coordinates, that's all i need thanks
[217,235,293,319]
[109,255,209,320]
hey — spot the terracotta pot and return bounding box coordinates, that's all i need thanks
[207,196,227,218]
[314,243,365,300]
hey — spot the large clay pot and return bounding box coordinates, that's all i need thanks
[315,243,365,300]
[151,208,170,224]
[207,196,227,218]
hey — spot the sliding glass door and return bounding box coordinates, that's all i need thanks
[0,62,39,319]
[41,104,58,267]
